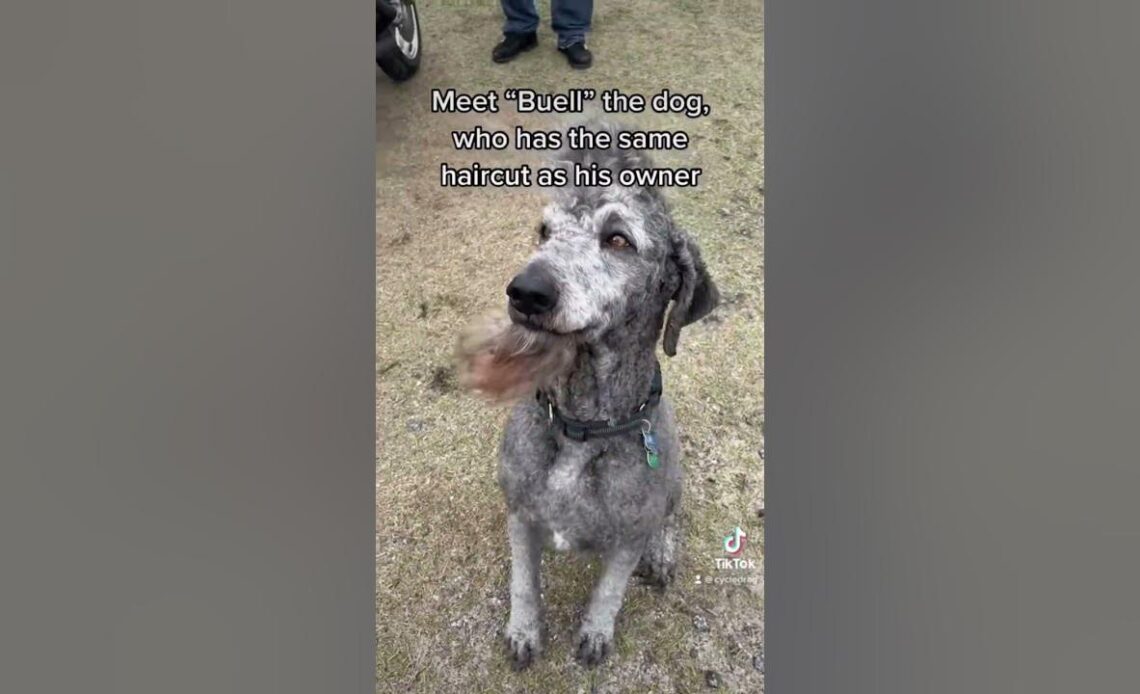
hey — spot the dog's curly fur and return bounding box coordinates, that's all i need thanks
[458,120,719,669]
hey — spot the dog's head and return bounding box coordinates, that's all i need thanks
[506,120,719,356]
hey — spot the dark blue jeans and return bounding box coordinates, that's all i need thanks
[501,0,593,49]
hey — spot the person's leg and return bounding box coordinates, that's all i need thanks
[494,0,540,63]
[551,0,593,48]
[551,0,592,68]
[501,0,540,36]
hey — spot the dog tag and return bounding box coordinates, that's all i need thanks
[642,430,660,469]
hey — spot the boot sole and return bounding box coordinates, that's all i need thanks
[492,39,538,64]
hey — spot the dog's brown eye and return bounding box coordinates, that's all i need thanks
[603,233,633,251]
[537,223,550,243]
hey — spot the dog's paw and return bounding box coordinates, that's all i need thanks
[504,625,542,671]
[574,628,613,668]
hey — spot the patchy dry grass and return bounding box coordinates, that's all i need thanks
[377,1,763,691]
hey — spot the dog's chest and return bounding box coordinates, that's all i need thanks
[532,442,651,551]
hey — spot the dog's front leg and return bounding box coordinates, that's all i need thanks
[504,512,544,670]
[575,544,642,667]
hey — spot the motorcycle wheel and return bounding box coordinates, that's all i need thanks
[377,0,421,82]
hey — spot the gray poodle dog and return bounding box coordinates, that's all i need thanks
[459,121,719,669]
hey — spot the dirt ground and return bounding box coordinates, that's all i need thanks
[377,1,764,691]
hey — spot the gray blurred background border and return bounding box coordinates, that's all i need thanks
[3,1,1139,693]
[1,1,375,693]
[767,2,1140,692]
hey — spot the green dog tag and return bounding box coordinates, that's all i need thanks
[642,430,660,469]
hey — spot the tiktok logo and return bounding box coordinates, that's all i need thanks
[722,526,747,557]
[701,526,758,579]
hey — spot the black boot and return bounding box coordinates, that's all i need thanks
[492,32,538,64]
[558,42,593,70]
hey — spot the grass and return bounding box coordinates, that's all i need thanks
[377,1,764,691]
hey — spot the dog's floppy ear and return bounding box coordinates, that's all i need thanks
[663,227,719,357]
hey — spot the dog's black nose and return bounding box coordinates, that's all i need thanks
[507,265,559,315]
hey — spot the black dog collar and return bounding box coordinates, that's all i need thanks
[536,365,663,442]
